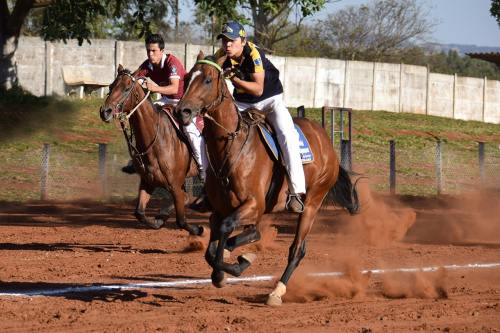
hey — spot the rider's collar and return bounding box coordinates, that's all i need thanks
[148,53,167,71]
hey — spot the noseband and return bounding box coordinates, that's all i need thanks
[194,60,242,138]
[105,72,150,122]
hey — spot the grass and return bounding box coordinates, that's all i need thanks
[0,92,499,202]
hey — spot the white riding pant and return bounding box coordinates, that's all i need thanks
[155,98,207,180]
[234,93,306,194]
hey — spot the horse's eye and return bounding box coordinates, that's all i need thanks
[204,78,212,84]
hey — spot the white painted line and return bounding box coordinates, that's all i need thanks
[1,262,499,298]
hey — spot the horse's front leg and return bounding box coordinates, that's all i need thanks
[171,185,204,236]
[266,192,323,306]
[134,180,164,229]
[210,198,260,286]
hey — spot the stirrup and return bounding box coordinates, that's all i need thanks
[285,193,305,213]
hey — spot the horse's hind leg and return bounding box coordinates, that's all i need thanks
[171,186,204,236]
[134,180,164,229]
[266,193,324,306]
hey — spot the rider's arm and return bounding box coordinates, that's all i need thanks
[147,78,180,95]
[230,71,264,97]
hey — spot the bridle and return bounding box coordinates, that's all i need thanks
[105,72,151,122]
[194,60,242,139]
[103,71,160,170]
[192,59,253,188]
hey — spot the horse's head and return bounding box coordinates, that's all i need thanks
[176,51,226,125]
[100,64,144,122]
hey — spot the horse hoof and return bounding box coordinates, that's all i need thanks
[211,270,226,288]
[266,294,282,306]
[239,253,256,264]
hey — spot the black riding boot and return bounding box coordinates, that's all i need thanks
[121,159,136,174]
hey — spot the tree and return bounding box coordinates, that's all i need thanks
[193,0,328,51]
[0,0,174,90]
[315,0,435,61]
[492,0,500,27]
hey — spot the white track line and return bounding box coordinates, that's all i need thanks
[1,262,499,298]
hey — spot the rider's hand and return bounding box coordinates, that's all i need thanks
[223,67,244,81]
[145,77,158,92]
[223,68,236,80]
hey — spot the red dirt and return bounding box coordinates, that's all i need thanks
[0,189,499,332]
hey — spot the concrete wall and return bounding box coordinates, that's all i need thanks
[13,37,500,124]
[485,79,500,124]
[428,73,454,119]
[373,62,399,112]
[455,76,485,122]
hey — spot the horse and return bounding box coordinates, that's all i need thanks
[99,64,203,236]
[175,52,360,306]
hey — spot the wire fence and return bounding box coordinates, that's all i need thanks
[0,118,499,202]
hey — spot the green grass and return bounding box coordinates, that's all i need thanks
[0,94,499,201]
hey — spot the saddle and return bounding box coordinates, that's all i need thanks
[241,108,314,164]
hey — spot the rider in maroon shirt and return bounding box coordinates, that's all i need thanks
[122,34,207,183]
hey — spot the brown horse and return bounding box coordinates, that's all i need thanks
[99,64,203,236]
[175,53,360,306]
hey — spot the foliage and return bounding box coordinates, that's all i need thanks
[312,0,435,61]
[194,0,327,50]
[40,0,176,44]
[492,0,500,27]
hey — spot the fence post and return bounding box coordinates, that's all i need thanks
[40,144,50,200]
[436,139,443,195]
[98,143,108,198]
[296,105,305,118]
[478,141,485,185]
[389,140,396,195]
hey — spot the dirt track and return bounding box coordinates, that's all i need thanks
[0,190,499,332]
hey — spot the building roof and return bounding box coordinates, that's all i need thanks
[466,52,500,67]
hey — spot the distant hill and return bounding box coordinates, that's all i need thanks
[424,43,500,55]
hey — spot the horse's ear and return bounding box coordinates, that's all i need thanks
[197,51,204,61]
[117,64,124,74]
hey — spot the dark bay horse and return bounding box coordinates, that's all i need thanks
[100,64,203,236]
[176,53,360,306]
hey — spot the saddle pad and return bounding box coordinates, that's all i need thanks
[257,124,314,164]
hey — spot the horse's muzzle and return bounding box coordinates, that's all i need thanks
[175,107,196,126]
[100,106,113,122]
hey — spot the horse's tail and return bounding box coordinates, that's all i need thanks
[327,166,360,215]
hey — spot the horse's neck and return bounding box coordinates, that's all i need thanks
[129,97,160,149]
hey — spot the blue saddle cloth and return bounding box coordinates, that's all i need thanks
[257,123,314,164]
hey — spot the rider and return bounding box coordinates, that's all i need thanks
[122,33,207,182]
[214,21,307,213]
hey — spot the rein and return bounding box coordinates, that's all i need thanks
[194,59,253,187]
[107,72,161,167]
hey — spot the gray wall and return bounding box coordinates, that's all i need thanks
[14,37,500,124]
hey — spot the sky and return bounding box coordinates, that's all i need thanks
[311,0,500,47]
[181,0,500,48]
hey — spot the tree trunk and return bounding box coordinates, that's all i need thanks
[0,33,20,90]
[0,0,36,90]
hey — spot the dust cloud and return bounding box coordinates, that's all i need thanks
[337,181,417,246]
[406,189,500,245]
[382,268,448,299]
[284,254,371,303]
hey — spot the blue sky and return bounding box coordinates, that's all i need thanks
[314,0,500,47]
